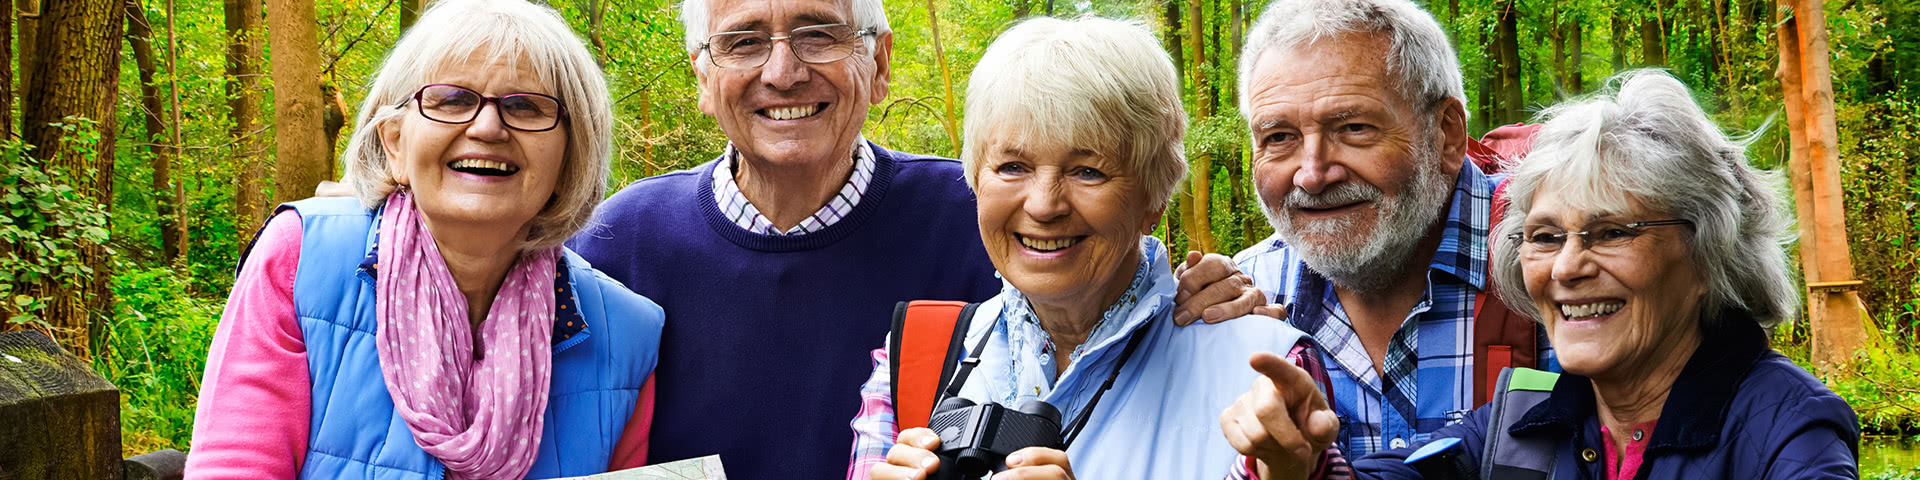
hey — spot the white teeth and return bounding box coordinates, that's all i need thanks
[766,104,820,120]
[1558,302,1624,319]
[1019,235,1079,252]
[449,159,518,172]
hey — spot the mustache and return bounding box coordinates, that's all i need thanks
[1280,181,1384,210]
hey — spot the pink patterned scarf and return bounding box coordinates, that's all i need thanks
[375,190,559,480]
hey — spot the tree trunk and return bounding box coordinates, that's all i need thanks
[1551,7,1567,98]
[399,0,424,31]
[1610,14,1628,72]
[269,0,329,204]
[923,0,960,158]
[165,0,187,265]
[14,0,37,114]
[1640,6,1667,65]
[1186,0,1215,254]
[227,0,265,233]
[1496,0,1523,125]
[1230,0,1243,62]
[586,0,607,63]
[1476,24,1493,134]
[17,0,123,358]
[321,82,347,162]
[1164,0,1184,82]
[1568,19,1584,92]
[1782,0,1868,372]
[1,0,10,137]
[127,0,179,261]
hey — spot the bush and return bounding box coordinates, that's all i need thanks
[0,123,113,333]
[96,264,222,456]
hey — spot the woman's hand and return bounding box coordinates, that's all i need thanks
[994,446,1076,479]
[1220,352,1338,480]
[870,429,1076,480]
[871,428,942,480]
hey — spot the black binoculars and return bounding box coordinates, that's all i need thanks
[925,396,1065,480]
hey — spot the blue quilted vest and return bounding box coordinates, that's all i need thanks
[275,198,663,480]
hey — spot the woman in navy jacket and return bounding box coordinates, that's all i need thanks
[1251,69,1858,480]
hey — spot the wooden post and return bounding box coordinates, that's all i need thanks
[0,331,122,479]
[1778,0,1869,372]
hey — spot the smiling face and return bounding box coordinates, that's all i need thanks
[692,0,891,169]
[1520,190,1706,381]
[973,130,1161,312]
[1244,33,1463,290]
[379,51,567,237]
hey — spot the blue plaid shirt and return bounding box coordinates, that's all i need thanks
[1233,161,1554,458]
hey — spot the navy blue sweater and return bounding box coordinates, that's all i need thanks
[569,144,1001,479]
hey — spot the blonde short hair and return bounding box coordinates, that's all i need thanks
[960,17,1188,208]
[340,0,612,250]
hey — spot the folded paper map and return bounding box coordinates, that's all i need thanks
[552,455,727,480]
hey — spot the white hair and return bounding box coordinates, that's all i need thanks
[340,0,612,250]
[1489,69,1799,329]
[680,0,893,58]
[1237,0,1464,121]
[959,16,1188,209]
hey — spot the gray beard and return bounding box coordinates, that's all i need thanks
[1261,139,1454,293]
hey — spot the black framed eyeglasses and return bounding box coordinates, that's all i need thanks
[393,84,568,132]
[1506,218,1694,256]
[699,23,876,69]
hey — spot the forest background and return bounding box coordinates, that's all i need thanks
[0,0,1916,474]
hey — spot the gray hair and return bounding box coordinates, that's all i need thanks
[340,0,612,250]
[1489,69,1798,329]
[1237,0,1464,122]
[680,0,893,58]
[959,16,1188,209]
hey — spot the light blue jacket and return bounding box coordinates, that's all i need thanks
[951,237,1313,479]
[279,198,664,480]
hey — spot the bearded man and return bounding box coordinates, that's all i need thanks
[1228,0,1556,459]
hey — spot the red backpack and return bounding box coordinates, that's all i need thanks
[1467,123,1545,407]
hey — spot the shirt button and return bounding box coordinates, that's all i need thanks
[1580,448,1600,463]
[1632,429,1645,441]
[1389,437,1407,449]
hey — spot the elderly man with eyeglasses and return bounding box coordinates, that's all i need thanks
[565,0,1267,477]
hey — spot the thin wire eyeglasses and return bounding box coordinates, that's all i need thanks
[1505,219,1694,255]
[699,23,876,69]
[393,84,568,132]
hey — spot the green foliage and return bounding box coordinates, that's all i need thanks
[0,120,114,330]
[95,264,222,456]
[1838,92,1920,344]
[73,0,1920,464]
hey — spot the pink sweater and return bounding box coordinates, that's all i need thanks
[184,212,654,479]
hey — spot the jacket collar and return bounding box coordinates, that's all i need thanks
[1510,309,1770,453]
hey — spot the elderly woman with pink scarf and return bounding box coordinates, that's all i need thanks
[182,1,662,479]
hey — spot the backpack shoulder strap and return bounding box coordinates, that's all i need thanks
[1473,175,1542,407]
[888,300,981,431]
[1479,367,1560,480]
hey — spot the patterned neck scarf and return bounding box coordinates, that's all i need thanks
[375,190,559,480]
